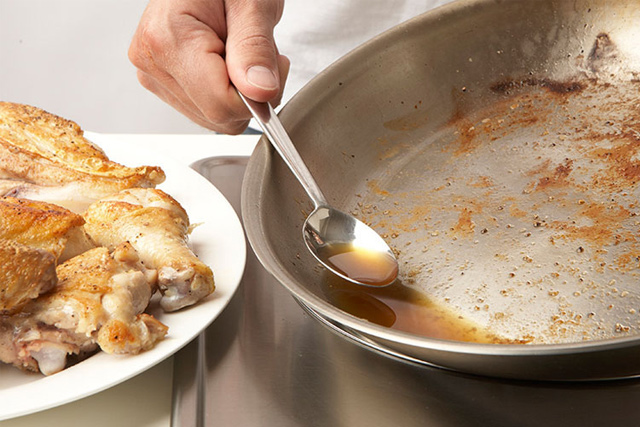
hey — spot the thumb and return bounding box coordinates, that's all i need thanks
[225,1,283,103]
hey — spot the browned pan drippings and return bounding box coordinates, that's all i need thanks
[353,74,640,344]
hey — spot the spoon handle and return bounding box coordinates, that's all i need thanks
[238,92,328,208]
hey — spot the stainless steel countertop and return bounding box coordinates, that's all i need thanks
[6,133,640,426]
[172,154,640,427]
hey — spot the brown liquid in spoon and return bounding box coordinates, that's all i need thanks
[317,242,398,287]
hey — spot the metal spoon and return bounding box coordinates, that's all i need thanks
[238,92,398,287]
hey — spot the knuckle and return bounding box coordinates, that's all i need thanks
[235,32,276,53]
[201,108,239,127]
[135,71,154,91]
[200,102,250,132]
[206,116,249,134]
[233,0,284,22]
[221,122,250,135]
[128,22,168,71]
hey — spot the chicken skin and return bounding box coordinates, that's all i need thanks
[0,197,94,313]
[0,197,94,262]
[83,188,215,312]
[0,241,57,314]
[0,243,167,376]
[0,102,165,212]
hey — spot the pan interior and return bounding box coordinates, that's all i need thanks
[243,0,640,349]
[348,76,640,345]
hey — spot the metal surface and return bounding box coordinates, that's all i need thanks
[238,91,327,206]
[241,0,640,379]
[172,156,640,426]
[239,91,398,287]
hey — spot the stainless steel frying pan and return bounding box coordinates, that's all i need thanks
[242,0,640,380]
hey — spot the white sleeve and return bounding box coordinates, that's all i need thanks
[274,0,456,104]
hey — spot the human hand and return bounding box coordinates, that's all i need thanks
[129,0,289,134]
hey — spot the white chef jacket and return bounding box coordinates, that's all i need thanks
[275,0,455,104]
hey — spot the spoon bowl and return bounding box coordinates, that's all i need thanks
[304,206,398,287]
[238,91,398,287]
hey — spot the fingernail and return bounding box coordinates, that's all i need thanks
[246,65,278,90]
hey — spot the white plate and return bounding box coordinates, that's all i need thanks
[0,134,247,420]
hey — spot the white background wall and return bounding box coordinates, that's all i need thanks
[0,0,205,133]
[0,1,449,134]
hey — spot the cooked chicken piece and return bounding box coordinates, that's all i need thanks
[0,178,20,195]
[0,243,167,375]
[0,178,104,214]
[0,240,57,313]
[0,197,94,262]
[84,188,215,312]
[0,197,94,313]
[0,102,165,212]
